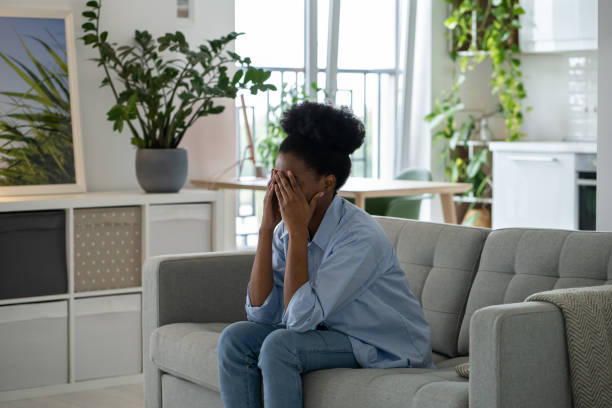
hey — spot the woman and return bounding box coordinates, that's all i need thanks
[218,102,433,408]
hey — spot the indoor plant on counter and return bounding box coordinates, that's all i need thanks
[425,0,528,226]
[80,0,275,192]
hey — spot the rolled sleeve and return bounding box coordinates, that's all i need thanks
[281,281,320,331]
[244,223,286,325]
[282,229,383,332]
[246,282,283,324]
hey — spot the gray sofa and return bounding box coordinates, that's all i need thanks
[143,216,612,408]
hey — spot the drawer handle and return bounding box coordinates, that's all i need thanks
[577,179,597,187]
[508,155,559,163]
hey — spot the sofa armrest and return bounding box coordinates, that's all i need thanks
[143,250,254,328]
[469,302,572,408]
[143,250,254,408]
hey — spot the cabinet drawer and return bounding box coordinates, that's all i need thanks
[0,301,68,390]
[74,294,142,381]
[0,210,67,300]
[148,203,212,256]
[74,207,142,292]
[492,152,577,229]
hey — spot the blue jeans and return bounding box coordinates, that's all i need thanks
[218,321,359,408]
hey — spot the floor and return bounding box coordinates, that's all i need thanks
[0,384,143,408]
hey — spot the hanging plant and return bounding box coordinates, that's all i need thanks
[426,0,528,201]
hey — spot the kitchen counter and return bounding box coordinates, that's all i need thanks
[488,141,597,154]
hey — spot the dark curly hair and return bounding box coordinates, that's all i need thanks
[278,101,365,191]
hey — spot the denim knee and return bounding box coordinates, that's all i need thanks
[258,329,298,371]
[218,321,256,359]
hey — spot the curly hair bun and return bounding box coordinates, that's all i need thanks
[280,101,365,155]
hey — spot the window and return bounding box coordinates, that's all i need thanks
[234,0,400,248]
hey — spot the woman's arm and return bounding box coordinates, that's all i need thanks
[273,170,323,308]
[248,228,275,306]
[248,172,281,306]
[283,230,309,309]
[282,232,382,331]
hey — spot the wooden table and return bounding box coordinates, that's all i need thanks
[192,177,471,224]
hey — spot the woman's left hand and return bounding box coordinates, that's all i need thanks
[274,170,323,237]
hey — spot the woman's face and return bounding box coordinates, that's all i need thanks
[274,152,334,203]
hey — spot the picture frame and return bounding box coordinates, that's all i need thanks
[0,8,86,196]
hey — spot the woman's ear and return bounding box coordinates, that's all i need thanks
[324,175,336,192]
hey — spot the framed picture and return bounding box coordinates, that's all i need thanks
[0,8,85,196]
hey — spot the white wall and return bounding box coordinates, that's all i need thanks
[455,60,505,139]
[0,0,236,191]
[428,0,454,223]
[178,0,237,188]
[521,54,569,140]
[456,51,592,142]
[597,0,612,231]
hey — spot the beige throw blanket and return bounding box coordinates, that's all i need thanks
[526,285,612,408]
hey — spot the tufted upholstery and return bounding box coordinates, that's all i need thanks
[374,217,489,357]
[145,220,612,408]
[457,228,612,354]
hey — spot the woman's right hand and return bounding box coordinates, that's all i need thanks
[260,169,282,231]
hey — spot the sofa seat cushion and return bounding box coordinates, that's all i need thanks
[151,322,468,408]
[150,322,229,391]
[303,366,467,408]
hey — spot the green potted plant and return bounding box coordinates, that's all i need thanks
[80,0,275,193]
[425,0,528,225]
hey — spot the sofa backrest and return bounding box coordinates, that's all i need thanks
[457,228,612,355]
[375,217,489,358]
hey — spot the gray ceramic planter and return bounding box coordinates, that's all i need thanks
[135,148,188,193]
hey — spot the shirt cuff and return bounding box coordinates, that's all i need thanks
[245,283,276,323]
[281,281,319,332]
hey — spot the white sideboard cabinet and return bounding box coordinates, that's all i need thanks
[0,190,226,401]
[490,142,596,230]
[520,0,597,52]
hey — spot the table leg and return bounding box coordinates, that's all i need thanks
[355,194,366,210]
[440,193,458,224]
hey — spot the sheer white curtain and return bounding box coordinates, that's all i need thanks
[393,0,433,220]
[395,0,432,173]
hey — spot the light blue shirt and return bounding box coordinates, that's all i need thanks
[246,194,433,369]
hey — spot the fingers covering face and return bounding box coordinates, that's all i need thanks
[274,182,286,205]
[287,171,298,190]
[276,171,292,191]
[274,171,292,201]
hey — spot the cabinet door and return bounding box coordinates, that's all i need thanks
[492,152,577,229]
[0,301,68,390]
[0,210,67,300]
[520,0,597,52]
[147,203,212,257]
[75,294,141,381]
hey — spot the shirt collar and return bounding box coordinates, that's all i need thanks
[280,194,344,250]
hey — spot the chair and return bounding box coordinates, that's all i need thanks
[349,168,432,219]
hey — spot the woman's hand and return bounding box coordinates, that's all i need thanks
[274,170,323,237]
[260,169,282,232]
